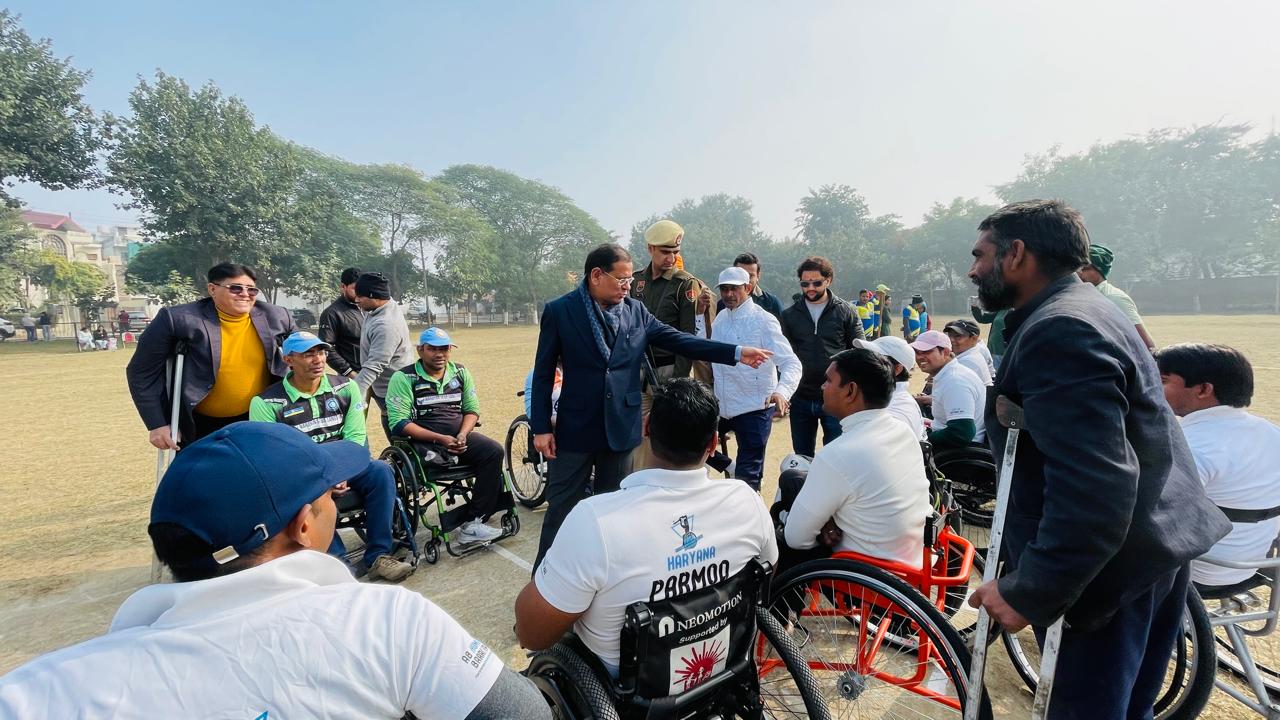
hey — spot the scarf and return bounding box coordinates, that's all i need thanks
[578,280,622,360]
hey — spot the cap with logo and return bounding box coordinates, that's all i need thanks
[875,284,892,293]
[717,266,751,287]
[909,329,953,353]
[855,336,916,373]
[149,422,369,568]
[644,219,684,248]
[418,326,457,347]
[943,319,981,337]
[282,331,331,356]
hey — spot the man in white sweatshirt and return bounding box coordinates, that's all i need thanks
[710,267,802,490]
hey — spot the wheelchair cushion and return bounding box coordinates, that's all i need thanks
[1195,568,1277,600]
[425,464,479,483]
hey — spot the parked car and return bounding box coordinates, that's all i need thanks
[290,308,317,329]
[0,317,14,341]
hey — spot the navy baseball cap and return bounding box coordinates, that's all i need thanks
[282,331,331,355]
[150,422,369,566]
[418,327,457,347]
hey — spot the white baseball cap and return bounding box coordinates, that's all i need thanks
[717,266,751,287]
[856,336,915,373]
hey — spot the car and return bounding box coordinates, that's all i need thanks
[0,317,13,341]
[290,308,317,329]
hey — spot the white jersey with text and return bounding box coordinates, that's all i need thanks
[931,360,988,442]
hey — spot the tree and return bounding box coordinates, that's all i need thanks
[793,184,899,295]
[412,185,499,311]
[106,73,305,293]
[437,164,609,317]
[0,11,101,204]
[0,203,36,306]
[29,250,110,318]
[329,161,435,296]
[900,198,996,293]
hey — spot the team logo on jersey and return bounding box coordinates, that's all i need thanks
[448,378,461,390]
[325,397,340,413]
[282,406,305,419]
[671,515,702,552]
[635,279,646,296]
[685,288,696,301]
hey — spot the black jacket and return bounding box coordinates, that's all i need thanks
[318,296,364,375]
[989,274,1230,631]
[126,297,297,441]
[779,291,865,400]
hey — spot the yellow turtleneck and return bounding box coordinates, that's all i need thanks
[195,309,270,417]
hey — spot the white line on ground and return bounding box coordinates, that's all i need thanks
[488,544,533,572]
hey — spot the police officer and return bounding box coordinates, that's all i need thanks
[384,327,506,545]
[249,331,414,582]
[631,219,715,469]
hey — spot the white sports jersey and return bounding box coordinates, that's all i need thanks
[931,360,988,442]
[0,551,502,719]
[536,467,778,674]
[955,346,993,385]
[1182,406,1280,586]
[887,381,926,440]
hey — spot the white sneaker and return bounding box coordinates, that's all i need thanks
[457,519,502,544]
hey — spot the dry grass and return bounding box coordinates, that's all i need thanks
[0,314,1278,716]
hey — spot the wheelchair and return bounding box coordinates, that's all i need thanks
[505,390,549,508]
[525,559,830,719]
[378,436,520,564]
[331,465,422,570]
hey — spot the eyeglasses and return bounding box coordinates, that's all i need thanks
[215,283,260,297]
[799,280,826,288]
[604,272,635,287]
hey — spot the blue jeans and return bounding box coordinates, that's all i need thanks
[328,459,398,568]
[788,398,842,458]
[724,407,775,490]
[1034,564,1188,720]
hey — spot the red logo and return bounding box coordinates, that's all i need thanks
[685,288,696,301]
[673,640,727,692]
[635,280,646,296]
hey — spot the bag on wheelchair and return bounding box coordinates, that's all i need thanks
[618,559,767,702]
[411,441,460,469]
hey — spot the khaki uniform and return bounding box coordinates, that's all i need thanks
[630,263,715,468]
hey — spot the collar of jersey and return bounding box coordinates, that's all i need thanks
[109,551,356,632]
[282,372,334,401]
[1180,404,1247,427]
[620,467,712,490]
[838,407,889,433]
[413,359,459,386]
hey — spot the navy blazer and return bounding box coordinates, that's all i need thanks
[531,289,739,453]
[987,274,1230,631]
[126,297,297,440]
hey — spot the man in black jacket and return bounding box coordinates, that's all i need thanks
[318,267,365,379]
[965,200,1229,719]
[126,262,297,449]
[778,256,864,457]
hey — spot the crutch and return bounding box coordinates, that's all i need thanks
[963,395,1066,720]
[150,340,188,584]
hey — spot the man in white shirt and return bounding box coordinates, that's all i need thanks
[855,335,925,440]
[942,319,994,385]
[710,266,802,490]
[777,348,931,573]
[514,378,778,675]
[1155,343,1280,588]
[912,330,988,450]
[0,422,548,720]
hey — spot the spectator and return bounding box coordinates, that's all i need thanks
[92,326,108,350]
[716,252,785,321]
[76,326,93,351]
[942,319,994,384]
[20,311,35,342]
[117,310,130,335]
[37,311,52,342]
[969,296,1008,370]
[0,422,549,719]
[911,330,987,450]
[1078,244,1156,351]
[126,262,297,449]
[318,267,365,380]
[854,289,876,335]
[901,295,923,341]
[351,272,415,441]
[779,256,865,457]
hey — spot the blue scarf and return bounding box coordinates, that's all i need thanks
[578,280,622,360]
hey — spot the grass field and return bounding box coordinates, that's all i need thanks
[1,314,1278,715]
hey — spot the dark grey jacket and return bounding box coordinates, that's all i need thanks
[779,291,865,401]
[318,296,364,375]
[989,274,1229,631]
[126,297,297,442]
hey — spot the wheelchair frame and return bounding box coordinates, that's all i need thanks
[332,484,422,570]
[1197,551,1280,717]
[379,437,520,564]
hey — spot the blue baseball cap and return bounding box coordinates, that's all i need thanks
[282,331,331,356]
[150,422,369,567]
[418,327,457,347]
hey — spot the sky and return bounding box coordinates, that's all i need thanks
[12,1,1280,240]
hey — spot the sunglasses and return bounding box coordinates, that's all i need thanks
[799,280,825,288]
[215,283,260,297]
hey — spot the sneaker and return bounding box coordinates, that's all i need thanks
[366,554,414,582]
[457,519,502,544]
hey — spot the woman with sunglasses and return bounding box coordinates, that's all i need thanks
[127,262,298,449]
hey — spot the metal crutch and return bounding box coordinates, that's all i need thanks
[149,340,188,584]
[963,395,1066,720]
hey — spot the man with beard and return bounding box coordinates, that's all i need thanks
[318,267,366,380]
[965,199,1229,719]
[779,256,865,457]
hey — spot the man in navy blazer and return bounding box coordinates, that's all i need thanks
[530,243,772,569]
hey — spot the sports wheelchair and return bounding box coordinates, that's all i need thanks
[525,559,830,719]
[379,436,520,564]
[331,465,422,570]
[506,390,549,508]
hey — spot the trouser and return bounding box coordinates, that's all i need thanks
[23,326,35,341]
[632,364,676,471]
[534,448,632,572]
[788,397,842,458]
[328,459,398,568]
[372,394,393,445]
[40,326,51,341]
[449,432,505,522]
[723,407,775,490]
[186,411,249,447]
[1034,564,1189,720]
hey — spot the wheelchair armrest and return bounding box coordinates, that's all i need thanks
[1199,554,1280,570]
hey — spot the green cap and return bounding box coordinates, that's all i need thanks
[1088,244,1114,279]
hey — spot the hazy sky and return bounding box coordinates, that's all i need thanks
[13,1,1280,240]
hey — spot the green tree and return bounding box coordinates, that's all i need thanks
[0,203,36,305]
[437,164,609,317]
[30,250,110,318]
[900,198,996,293]
[793,184,899,296]
[330,161,435,296]
[0,11,102,204]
